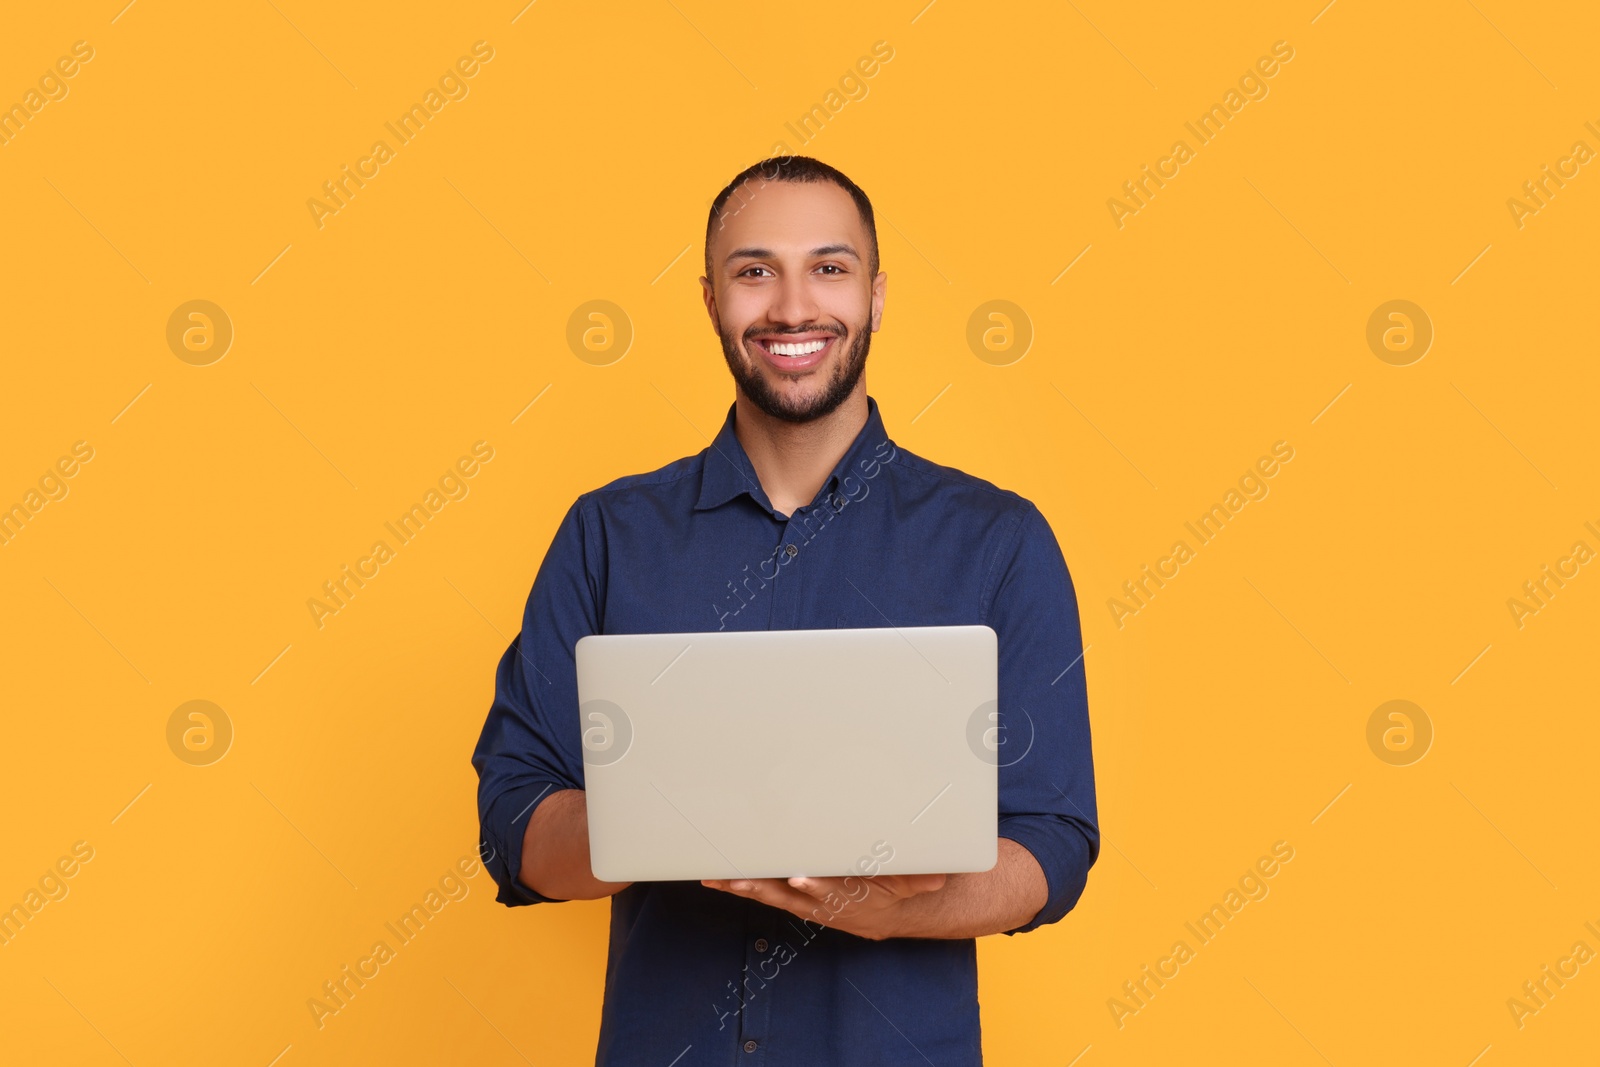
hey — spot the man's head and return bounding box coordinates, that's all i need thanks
[701,157,886,424]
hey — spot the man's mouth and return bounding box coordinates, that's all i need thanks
[749,333,839,370]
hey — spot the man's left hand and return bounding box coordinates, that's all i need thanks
[700,873,947,941]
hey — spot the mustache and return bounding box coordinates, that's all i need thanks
[744,325,847,340]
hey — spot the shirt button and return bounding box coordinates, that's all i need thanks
[785,543,797,557]
[744,1039,758,1052]
[754,938,768,952]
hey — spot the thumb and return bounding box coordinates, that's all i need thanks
[900,873,948,895]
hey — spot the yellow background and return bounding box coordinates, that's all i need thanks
[2,1,1595,1063]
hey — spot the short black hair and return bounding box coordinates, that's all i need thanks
[704,156,879,281]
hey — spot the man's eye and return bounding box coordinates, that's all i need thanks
[818,264,844,275]
[740,266,772,278]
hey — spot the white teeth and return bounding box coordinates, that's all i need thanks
[767,339,827,357]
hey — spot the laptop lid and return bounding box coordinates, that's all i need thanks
[575,624,998,882]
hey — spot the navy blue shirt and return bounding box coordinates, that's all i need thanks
[472,394,1098,1066]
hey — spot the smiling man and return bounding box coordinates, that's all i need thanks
[472,156,1099,1065]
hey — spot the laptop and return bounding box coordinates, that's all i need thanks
[575,624,999,882]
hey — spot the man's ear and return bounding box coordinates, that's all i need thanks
[869,270,887,332]
[700,275,720,334]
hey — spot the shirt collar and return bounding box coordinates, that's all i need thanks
[695,394,890,515]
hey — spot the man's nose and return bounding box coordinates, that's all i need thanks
[768,274,820,326]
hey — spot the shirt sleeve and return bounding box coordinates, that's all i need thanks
[471,496,601,907]
[984,501,1100,935]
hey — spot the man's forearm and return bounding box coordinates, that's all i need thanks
[885,838,1048,939]
[520,788,633,901]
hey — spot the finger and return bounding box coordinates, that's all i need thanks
[790,873,945,901]
[701,877,800,901]
[849,872,946,896]
[900,873,948,895]
[701,877,777,892]
[704,878,825,918]
[785,876,858,903]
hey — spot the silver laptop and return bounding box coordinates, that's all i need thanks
[575,625,999,882]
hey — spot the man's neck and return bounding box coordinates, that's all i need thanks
[733,385,868,519]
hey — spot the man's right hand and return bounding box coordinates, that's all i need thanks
[520,788,634,901]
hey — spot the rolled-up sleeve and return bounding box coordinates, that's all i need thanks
[984,501,1100,935]
[471,497,601,907]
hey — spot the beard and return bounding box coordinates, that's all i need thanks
[719,318,871,424]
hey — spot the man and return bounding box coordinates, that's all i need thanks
[472,156,1098,1065]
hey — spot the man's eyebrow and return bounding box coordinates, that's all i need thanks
[724,244,861,265]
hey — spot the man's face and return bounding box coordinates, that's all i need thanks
[701,179,886,423]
